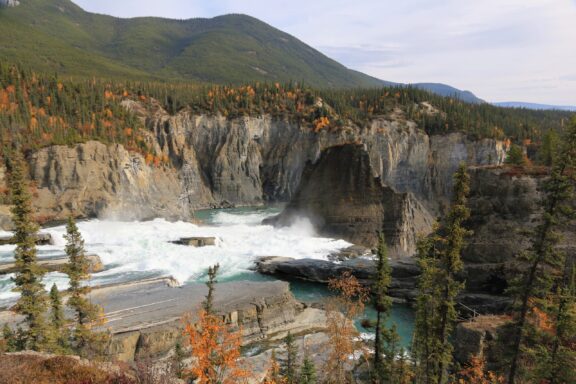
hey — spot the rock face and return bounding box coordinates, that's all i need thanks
[453,315,509,367]
[464,166,576,292]
[255,256,510,312]
[24,141,189,222]
[270,144,435,254]
[0,103,506,227]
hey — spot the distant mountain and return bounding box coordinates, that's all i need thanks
[0,0,384,88]
[493,102,576,112]
[0,0,523,107]
[410,83,485,104]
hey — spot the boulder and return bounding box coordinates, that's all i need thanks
[0,233,53,246]
[172,236,216,247]
[454,315,509,365]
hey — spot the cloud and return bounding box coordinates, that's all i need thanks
[71,0,576,105]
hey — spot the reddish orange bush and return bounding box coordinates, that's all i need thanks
[184,310,249,384]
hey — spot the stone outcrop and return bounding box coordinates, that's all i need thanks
[453,315,510,367]
[0,277,328,362]
[464,166,576,292]
[92,278,322,361]
[171,236,217,247]
[0,102,506,228]
[28,141,189,222]
[0,233,53,245]
[0,254,103,275]
[255,256,511,312]
[269,144,435,253]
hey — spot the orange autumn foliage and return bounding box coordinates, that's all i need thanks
[184,310,249,384]
[529,305,555,334]
[144,153,154,165]
[314,116,330,132]
[323,271,370,383]
[458,356,504,384]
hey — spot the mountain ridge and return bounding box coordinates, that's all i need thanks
[0,0,385,88]
[493,101,576,111]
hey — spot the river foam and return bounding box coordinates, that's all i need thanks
[0,207,351,305]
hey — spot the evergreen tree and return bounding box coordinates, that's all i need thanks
[413,164,471,384]
[49,283,64,330]
[435,164,471,384]
[544,264,576,384]
[2,324,16,352]
[381,324,403,383]
[507,118,576,384]
[174,339,187,379]
[537,129,559,166]
[203,264,220,315]
[373,233,393,381]
[49,283,68,351]
[299,352,317,384]
[412,234,442,384]
[63,216,103,355]
[282,332,299,384]
[7,150,49,351]
[505,144,526,166]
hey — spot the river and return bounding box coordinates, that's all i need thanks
[0,206,414,346]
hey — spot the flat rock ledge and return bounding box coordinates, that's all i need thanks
[0,233,53,246]
[93,278,323,361]
[0,254,103,275]
[0,277,325,362]
[255,256,511,313]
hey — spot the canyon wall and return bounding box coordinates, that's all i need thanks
[0,101,506,229]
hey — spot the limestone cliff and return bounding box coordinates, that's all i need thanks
[0,101,506,227]
[0,141,190,224]
[270,144,435,255]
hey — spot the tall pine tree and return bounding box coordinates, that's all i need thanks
[64,216,103,355]
[7,150,50,351]
[413,164,471,384]
[373,233,399,383]
[506,119,576,384]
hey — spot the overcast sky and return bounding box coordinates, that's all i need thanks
[73,0,576,105]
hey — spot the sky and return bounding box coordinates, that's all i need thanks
[72,0,576,105]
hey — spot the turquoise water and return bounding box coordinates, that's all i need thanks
[290,280,414,348]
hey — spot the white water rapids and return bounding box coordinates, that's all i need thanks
[0,207,351,306]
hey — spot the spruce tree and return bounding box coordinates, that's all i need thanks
[381,324,403,383]
[2,324,16,352]
[203,264,220,315]
[49,283,64,330]
[544,265,576,384]
[300,352,317,384]
[435,164,470,384]
[505,144,526,166]
[412,234,442,384]
[49,283,68,351]
[7,150,49,351]
[63,216,102,354]
[506,120,576,384]
[373,233,393,381]
[282,332,299,384]
[412,164,471,384]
